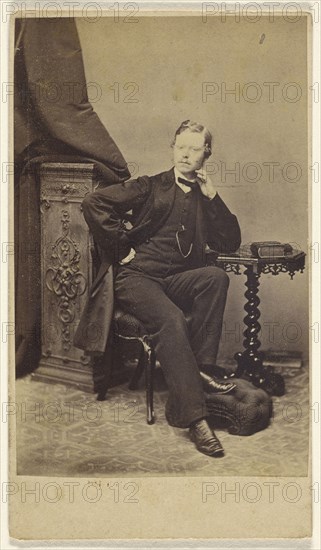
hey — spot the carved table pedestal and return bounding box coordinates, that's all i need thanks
[213,245,306,396]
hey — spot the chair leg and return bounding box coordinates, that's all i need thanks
[144,340,155,425]
[93,342,113,401]
[128,345,145,390]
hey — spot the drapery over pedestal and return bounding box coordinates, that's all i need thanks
[14,18,130,373]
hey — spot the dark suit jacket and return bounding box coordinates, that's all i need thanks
[74,168,241,353]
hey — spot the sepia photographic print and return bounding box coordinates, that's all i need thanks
[1,0,320,544]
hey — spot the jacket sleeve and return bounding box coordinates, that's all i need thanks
[202,193,241,253]
[82,177,150,263]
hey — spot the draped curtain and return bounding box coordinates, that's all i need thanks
[14,18,130,374]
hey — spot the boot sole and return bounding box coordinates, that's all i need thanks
[190,431,225,457]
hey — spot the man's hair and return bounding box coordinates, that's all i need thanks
[171,120,212,159]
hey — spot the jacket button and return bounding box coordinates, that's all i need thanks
[145,238,150,243]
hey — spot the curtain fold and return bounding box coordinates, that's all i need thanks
[14,18,130,374]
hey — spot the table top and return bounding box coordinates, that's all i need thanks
[216,244,305,264]
[209,244,306,278]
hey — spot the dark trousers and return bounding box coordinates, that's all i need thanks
[115,266,230,428]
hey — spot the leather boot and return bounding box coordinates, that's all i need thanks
[189,418,224,457]
[200,371,236,394]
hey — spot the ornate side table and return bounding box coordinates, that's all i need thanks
[212,245,306,396]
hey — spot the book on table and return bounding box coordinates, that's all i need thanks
[250,241,293,259]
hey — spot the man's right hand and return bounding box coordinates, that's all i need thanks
[119,248,136,265]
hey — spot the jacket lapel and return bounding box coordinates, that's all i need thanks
[192,190,208,266]
[127,168,176,244]
[149,168,176,233]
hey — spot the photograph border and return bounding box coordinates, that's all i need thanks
[1,0,320,545]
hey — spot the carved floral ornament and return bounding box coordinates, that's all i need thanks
[45,210,87,351]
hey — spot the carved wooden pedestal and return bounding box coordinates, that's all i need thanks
[32,163,96,392]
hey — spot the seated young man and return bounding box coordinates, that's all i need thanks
[82,120,241,457]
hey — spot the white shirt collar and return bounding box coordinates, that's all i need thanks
[174,167,197,194]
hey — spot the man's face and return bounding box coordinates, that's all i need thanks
[173,130,207,179]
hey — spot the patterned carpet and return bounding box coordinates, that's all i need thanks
[15,365,309,477]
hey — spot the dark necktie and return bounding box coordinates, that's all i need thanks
[177,177,198,190]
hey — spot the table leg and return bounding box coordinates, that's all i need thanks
[235,265,263,373]
[232,265,285,396]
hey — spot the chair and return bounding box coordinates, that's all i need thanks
[113,308,156,425]
[112,308,273,435]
